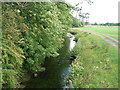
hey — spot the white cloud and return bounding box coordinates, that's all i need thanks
[66,0,119,23]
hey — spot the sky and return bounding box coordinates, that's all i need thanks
[66,0,119,24]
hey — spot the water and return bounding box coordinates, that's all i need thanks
[67,33,76,51]
[25,33,75,88]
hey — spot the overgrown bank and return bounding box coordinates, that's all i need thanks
[1,2,118,89]
[68,30,118,88]
[2,2,72,88]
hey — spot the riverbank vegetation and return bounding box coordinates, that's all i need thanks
[2,2,72,88]
[1,1,118,89]
[67,29,118,88]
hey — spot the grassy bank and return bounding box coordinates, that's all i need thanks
[72,26,118,39]
[68,31,118,88]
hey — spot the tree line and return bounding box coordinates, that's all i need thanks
[91,22,120,26]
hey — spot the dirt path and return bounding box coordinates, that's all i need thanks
[94,33,118,49]
[80,30,119,49]
[102,34,120,44]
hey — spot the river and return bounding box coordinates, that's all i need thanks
[24,33,76,88]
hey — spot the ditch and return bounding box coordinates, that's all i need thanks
[24,33,76,88]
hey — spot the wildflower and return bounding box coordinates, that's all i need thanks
[15,9,20,13]
[100,80,105,84]
[107,82,110,86]
[96,66,99,69]
[99,61,102,64]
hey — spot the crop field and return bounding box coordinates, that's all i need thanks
[72,26,118,39]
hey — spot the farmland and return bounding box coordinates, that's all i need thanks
[72,26,118,39]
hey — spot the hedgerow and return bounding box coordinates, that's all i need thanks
[2,2,72,88]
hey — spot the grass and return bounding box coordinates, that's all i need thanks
[0,62,2,89]
[72,26,118,39]
[67,31,118,88]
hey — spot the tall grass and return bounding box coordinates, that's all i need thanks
[68,31,118,88]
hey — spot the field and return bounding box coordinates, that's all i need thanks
[72,26,118,39]
[67,28,118,88]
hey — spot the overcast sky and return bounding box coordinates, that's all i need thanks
[66,0,119,24]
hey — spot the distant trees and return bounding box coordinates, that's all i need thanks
[72,17,84,27]
[99,23,120,26]
[91,22,120,26]
[71,3,90,27]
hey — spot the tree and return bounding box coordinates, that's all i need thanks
[2,2,72,88]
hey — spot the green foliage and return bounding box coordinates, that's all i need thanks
[72,17,83,27]
[2,7,27,88]
[56,2,73,30]
[97,23,120,26]
[16,2,72,72]
[2,2,72,88]
[68,31,118,88]
[0,53,1,86]
[2,69,18,88]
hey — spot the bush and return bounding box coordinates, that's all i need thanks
[2,8,27,88]
[2,2,72,88]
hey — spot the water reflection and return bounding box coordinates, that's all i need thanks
[25,33,76,88]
